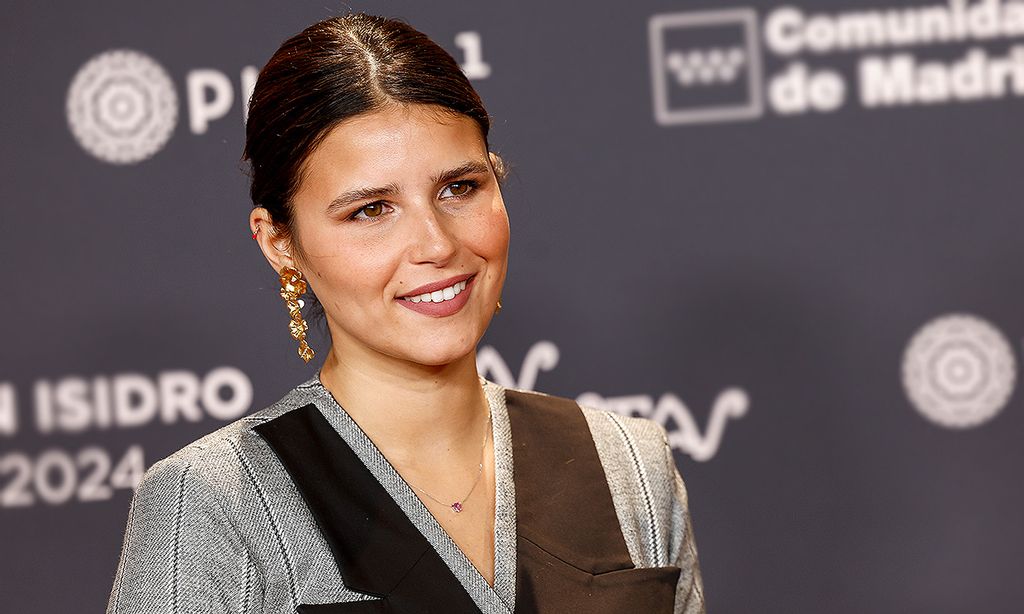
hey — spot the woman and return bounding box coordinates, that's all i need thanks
[106,13,704,614]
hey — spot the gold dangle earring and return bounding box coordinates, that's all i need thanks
[279,266,315,363]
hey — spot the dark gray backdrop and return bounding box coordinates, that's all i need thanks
[2,1,1022,612]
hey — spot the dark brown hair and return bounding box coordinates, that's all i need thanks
[243,13,506,321]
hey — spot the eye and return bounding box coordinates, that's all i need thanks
[350,202,388,221]
[440,180,478,199]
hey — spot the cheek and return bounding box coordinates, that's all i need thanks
[329,247,394,297]
[293,220,397,299]
[463,202,510,259]
[490,214,511,259]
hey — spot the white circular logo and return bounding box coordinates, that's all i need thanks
[902,313,1017,429]
[66,49,178,164]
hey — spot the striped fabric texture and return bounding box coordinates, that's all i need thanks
[105,376,705,613]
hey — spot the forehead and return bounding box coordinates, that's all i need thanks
[296,104,487,198]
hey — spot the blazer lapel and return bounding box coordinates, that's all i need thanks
[254,404,482,613]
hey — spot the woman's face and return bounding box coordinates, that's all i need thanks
[278,103,509,368]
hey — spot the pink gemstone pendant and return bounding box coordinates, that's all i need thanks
[451,501,463,513]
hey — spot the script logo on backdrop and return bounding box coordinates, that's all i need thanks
[902,313,1017,428]
[650,0,1024,125]
[66,50,178,164]
[477,340,748,461]
[66,33,492,164]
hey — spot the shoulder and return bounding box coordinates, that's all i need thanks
[580,404,672,472]
[502,384,679,567]
[134,379,319,510]
[576,403,677,515]
[491,382,673,484]
[499,383,672,479]
[579,402,681,568]
[106,384,322,613]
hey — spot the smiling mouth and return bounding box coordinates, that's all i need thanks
[401,278,470,304]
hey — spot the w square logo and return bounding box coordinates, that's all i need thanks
[649,9,763,125]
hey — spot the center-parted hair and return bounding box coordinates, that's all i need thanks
[243,13,506,323]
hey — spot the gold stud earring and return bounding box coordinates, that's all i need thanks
[279,266,314,363]
[495,298,502,314]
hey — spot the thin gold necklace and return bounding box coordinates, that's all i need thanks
[407,406,492,514]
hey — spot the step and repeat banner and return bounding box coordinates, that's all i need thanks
[2,0,1022,612]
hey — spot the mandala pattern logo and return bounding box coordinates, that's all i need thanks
[902,313,1017,429]
[66,49,178,164]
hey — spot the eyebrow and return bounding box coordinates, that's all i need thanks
[434,160,491,186]
[325,159,491,214]
[325,182,400,215]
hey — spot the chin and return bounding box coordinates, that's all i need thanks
[398,339,478,368]
[410,349,474,368]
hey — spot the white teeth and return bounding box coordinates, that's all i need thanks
[403,279,471,303]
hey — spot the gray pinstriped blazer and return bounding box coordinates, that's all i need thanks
[105,375,705,613]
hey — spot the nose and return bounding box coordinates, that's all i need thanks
[408,205,457,266]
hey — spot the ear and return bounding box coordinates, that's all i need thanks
[249,207,299,274]
[488,151,507,184]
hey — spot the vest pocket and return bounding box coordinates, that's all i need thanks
[516,537,680,613]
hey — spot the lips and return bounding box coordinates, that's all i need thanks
[396,273,475,299]
[396,274,475,318]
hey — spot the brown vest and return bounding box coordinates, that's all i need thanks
[254,389,679,613]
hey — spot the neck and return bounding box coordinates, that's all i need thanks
[317,342,489,468]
